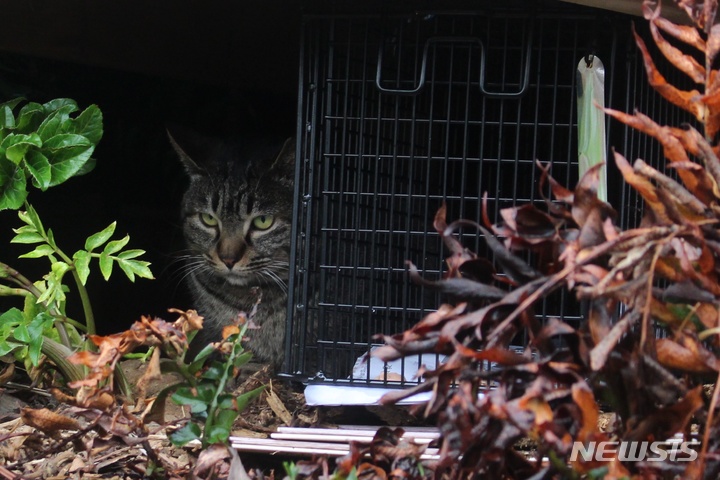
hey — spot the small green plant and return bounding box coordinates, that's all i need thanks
[168,313,264,448]
[0,97,152,386]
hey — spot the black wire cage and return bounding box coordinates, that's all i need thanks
[283,0,689,389]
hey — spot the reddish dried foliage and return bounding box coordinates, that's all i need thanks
[367,1,720,478]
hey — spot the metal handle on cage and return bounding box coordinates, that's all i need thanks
[375,27,533,98]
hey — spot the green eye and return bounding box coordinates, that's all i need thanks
[252,215,274,230]
[199,213,219,227]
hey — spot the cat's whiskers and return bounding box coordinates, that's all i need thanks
[258,269,288,295]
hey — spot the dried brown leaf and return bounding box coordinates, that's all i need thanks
[571,383,599,443]
[613,150,671,224]
[20,407,80,434]
[633,159,708,217]
[676,0,717,31]
[656,336,720,372]
[648,3,706,51]
[633,24,705,121]
[681,126,720,198]
[135,346,162,406]
[536,160,574,221]
[590,310,639,371]
[627,386,704,441]
[644,2,705,83]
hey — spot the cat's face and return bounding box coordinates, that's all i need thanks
[171,133,295,289]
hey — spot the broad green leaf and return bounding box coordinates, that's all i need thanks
[103,235,130,255]
[1,133,42,164]
[0,308,23,327]
[171,387,209,413]
[0,339,22,356]
[36,104,78,140]
[10,230,45,244]
[42,98,78,114]
[43,133,94,186]
[85,222,116,251]
[74,156,96,177]
[28,335,43,366]
[25,150,52,190]
[28,311,53,333]
[0,160,28,211]
[13,323,30,343]
[168,422,201,447]
[215,407,239,428]
[99,251,113,280]
[0,105,14,129]
[67,104,103,144]
[73,250,92,285]
[16,102,44,132]
[0,98,24,110]
[205,424,232,445]
[18,244,55,259]
[200,363,224,381]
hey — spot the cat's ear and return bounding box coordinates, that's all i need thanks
[269,137,296,180]
[167,127,205,178]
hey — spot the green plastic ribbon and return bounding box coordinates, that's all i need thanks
[577,55,607,202]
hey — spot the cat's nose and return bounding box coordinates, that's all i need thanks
[220,256,238,269]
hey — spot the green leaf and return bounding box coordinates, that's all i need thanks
[169,422,201,447]
[18,244,55,259]
[28,335,43,366]
[73,250,92,285]
[51,261,71,278]
[235,386,264,412]
[16,102,44,132]
[14,323,30,343]
[204,424,232,445]
[201,363,224,381]
[0,98,24,111]
[233,351,253,369]
[20,205,45,234]
[1,133,42,164]
[6,139,39,164]
[118,261,135,282]
[74,156,96,177]
[0,339,23,356]
[43,133,94,186]
[0,308,23,327]
[171,387,209,414]
[0,105,15,129]
[0,160,27,211]
[25,150,52,190]
[67,104,103,144]
[36,104,78,141]
[42,98,78,114]
[118,259,153,281]
[104,235,130,255]
[117,249,146,260]
[99,251,113,281]
[11,230,45,244]
[85,222,116,251]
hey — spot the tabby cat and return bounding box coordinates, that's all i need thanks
[170,131,295,368]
